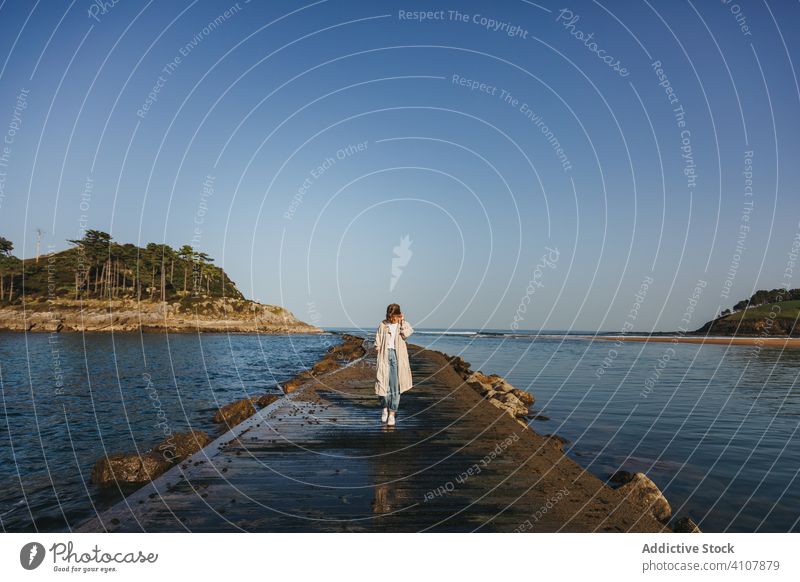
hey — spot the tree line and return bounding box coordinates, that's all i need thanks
[0,230,243,303]
[0,235,20,301]
[718,287,800,317]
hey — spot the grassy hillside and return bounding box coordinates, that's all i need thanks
[694,291,800,336]
[728,300,800,320]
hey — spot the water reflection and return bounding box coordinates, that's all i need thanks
[367,424,418,522]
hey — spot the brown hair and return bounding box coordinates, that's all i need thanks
[384,303,402,323]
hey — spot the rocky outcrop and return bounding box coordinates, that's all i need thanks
[466,371,535,407]
[213,398,258,427]
[439,353,536,428]
[156,429,211,463]
[464,370,534,423]
[673,516,702,533]
[256,394,281,408]
[211,390,289,430]
[609,470,636,486]
[280,334,366,394]
[327,334,368,360]
[312,358,341,375]
[0,297,322,334]
[91,429,212,488]
[282,371,315,394]
[91,452,172,489]
[446,354,473,377]
[610,471,672,524]
[542,433,570,452]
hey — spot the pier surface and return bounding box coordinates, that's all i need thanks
[76,344,671,532]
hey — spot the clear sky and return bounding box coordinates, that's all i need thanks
[0,0,798,331]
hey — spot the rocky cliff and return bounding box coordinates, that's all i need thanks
[0,297,322,333]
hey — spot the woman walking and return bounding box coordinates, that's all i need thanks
[374,303,414,426]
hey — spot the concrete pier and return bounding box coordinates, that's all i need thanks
[75,343,671,532]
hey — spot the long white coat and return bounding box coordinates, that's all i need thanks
[374,319,414,396]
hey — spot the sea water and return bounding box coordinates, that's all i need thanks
[338,326,800,533]
[0,332,336,532]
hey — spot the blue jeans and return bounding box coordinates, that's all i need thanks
[380,348,400,411]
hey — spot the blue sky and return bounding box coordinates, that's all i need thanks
[0,0,798,331]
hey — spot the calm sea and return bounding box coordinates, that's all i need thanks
[335,326,800,533]
[2,328,798,532]
[0,332,338,532]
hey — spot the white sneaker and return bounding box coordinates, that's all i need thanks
[381,408,389,423]
[387,412,396,426]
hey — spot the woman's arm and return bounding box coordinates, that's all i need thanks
[374,323,383,351]
[399,320,413,339]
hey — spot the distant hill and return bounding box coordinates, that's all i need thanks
[694,288,800,337]
[0,231,321,334]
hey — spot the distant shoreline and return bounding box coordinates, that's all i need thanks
[327,327,800,346]
[590,334,800,347]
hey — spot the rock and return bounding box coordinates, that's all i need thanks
[465,372,496,395]
[543,433,570,451]
[213,397,257,426]
[467,373,534,413]
[312,357,341,375]
[504,392,526,408]
[91,452,172,488]
[348,345,367,360]
[485,373,506,385]
[511,388,534,406]
[447,355,472,377]
[498,392,528,416]
[467,381,491,396]
[609,470,636,486]
[282,371,312,394]
[153,430,211,464]
[281,378,303,394]
[256,393,281,408]
[616,473,672,523]
[490,379,516,393]
[339,345,366,361]
[327,336,366,361]
[465,371,489,384]
[487,396,526,420]
[311,336,366,375]
[673,516,702,533]
[526,412,549,421]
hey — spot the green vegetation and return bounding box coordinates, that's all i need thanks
[0,230,244,304]
[720,288,800,316]
[697,288,800,336]
[720,300,800,321]
[0,236,22,302]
